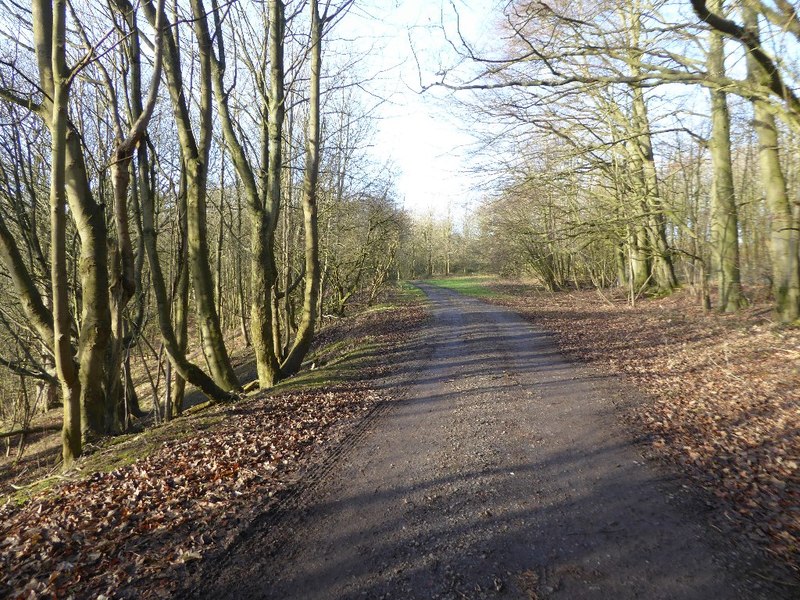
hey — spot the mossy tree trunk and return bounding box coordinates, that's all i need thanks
[142,0,239,391]
[170,165,190,414]
[707,0,746,312]
[139,148,235,403]
[692,0,800,321]
[743,6,800,323]
[31,0,111,451]
[199,0,282,388]
[281,0,324,377]
[630,85,677,293]
[41,0,81,466]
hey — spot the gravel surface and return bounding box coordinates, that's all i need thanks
[188,285,783,599]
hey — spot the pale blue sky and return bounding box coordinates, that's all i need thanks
[338,1,494,218]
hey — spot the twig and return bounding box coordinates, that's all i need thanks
[750,571,799,587]
[593,286,616,307]
[706,355,747,384]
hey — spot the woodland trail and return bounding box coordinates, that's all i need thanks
[188,284,775,600]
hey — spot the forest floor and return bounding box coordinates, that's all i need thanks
[0,286,429,599]
[1,278,797,599]
[180,282,796,599]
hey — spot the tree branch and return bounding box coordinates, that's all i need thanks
[691,0,800,117]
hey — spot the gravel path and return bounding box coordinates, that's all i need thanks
[191,285,775,599]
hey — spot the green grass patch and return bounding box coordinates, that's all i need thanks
[275,339,381,393]
[396,280,427,300]
[423,275,500,298]
[7,477,60,507]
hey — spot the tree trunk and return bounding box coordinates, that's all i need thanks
[137,140,233,403]
[247,0,286,386]
[66,126,111,440]
[281,0,322,376]
[235,184,250,347]
[142,0,239,390]
[707,0,746,312]
[171,165,190,414]
[46,0,81,466]
[0,211,54,347]
[186,158,239,390]
[201,0,282,387]
[744,7,800,322]
[631,86,677,293]
[32,0,110,449]
[215,165,225,323]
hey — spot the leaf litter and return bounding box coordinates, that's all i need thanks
[0,299,428,599]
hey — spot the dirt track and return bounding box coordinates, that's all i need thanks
[187,285,782,599]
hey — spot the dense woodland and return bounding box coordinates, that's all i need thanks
[0,0,411,465]
[0,0,798,468]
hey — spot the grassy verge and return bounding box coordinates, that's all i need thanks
[0,284,425,507]
[396,280,427,299]
[423,275,501,298]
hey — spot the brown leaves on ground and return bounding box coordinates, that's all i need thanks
[488,282,799,575]
[1,390,375,598]
[0,298,427,599]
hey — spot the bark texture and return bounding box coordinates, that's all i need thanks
[281,0,323,377]
[743,7,800,322]
[707,0,746,312]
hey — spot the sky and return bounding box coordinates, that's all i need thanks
[337,1,494,219]
[0,0,491,220]
[331,0,786,222]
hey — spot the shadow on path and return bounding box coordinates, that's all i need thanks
[185,284,785,600]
